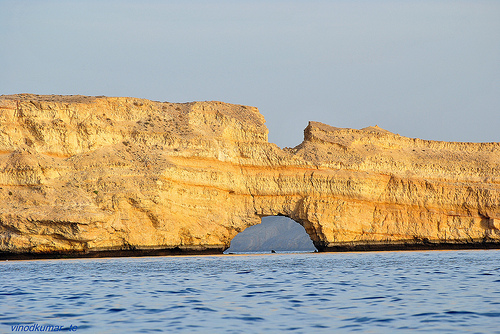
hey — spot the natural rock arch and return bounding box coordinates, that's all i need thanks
[0,94,499,258]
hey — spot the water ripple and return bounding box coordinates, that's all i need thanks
[1,250,500,333]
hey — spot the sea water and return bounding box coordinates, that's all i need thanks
[1,250,500,333]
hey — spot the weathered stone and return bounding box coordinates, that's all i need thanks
[0,94,499,258]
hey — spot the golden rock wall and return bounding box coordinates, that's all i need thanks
[0,94,499,256]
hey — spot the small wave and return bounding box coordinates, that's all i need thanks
[143,308,168,314]
[479,312,500,318]
[344,316,394,324]
[192,307,217,312]
[223,316,265,322]
[47,313,82,318]
[353,296,386,300]
[412,312,439,317]
[236,270,253,274]
[445,311,477,315]
[0,289,31,296]
[107,308,126,313]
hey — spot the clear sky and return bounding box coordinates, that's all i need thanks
[1,0,499,148]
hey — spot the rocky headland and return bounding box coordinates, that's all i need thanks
[0,94,499,259]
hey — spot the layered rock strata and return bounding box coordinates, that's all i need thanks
[0,94,499,258]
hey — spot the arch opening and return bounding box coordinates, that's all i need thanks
[224,216,318,254]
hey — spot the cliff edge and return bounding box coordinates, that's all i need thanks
[1,94,499,258]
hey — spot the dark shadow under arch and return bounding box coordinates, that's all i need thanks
[224,216,318,253]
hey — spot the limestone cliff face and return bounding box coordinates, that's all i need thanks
[0,94,499,256]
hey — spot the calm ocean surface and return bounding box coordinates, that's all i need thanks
[1,250,500,333]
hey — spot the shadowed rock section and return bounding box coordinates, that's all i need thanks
[0,94,499,258]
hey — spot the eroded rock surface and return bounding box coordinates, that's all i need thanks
[0,94,499,257]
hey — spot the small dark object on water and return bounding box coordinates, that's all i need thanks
[271,250,276,253]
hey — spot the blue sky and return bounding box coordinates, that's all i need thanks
[1,0,499,147]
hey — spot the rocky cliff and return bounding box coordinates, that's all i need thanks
[0,94,499,258]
